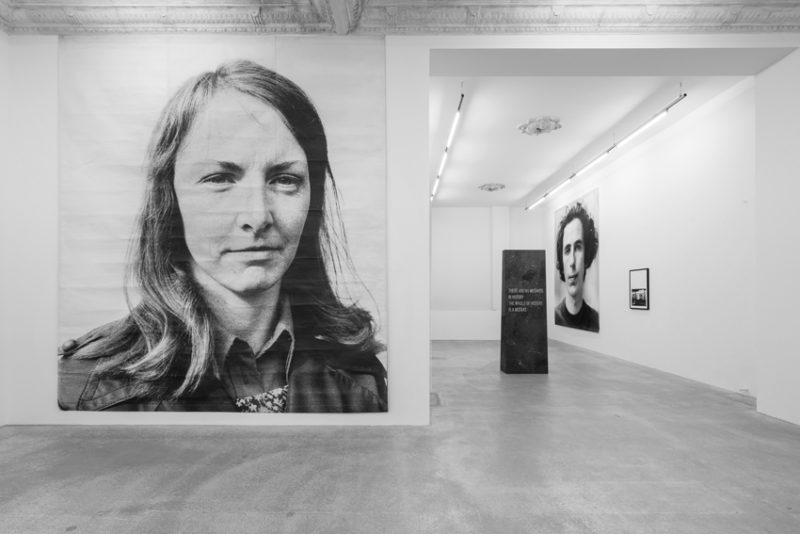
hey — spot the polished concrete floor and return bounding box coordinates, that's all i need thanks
[2,339,800,533]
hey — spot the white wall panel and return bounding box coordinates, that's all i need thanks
[490,207,511,312]
[509,204,546,251]
[754,49,800,425]
[431,207,493,310]
[430,206,509,340]
[430,310,500,340]
[3,36,60,425]
[385,37,432,423]
[0,29,9,425]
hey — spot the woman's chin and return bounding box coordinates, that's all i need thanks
[201,273,281,300]
[229,277,279,297]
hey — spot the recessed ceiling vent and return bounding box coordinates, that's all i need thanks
[518,116,562,136]
[479,183,506,192]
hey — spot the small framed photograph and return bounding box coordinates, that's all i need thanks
[629,268,650,310]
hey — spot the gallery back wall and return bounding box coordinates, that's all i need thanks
[430,206,509,341]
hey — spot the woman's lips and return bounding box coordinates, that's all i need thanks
[224,246,282,260]
[225,244,282,252]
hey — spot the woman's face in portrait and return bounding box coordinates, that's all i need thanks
[173,89,311,298]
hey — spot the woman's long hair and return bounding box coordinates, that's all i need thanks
[90,60,381,399]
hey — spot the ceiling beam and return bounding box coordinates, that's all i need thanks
[0,0,11,32]
[2,1,800,34]
[357,1,800,34]
[325,0,363,35]
[3,1,331,34]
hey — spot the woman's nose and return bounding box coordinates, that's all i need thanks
[236,182,273,233]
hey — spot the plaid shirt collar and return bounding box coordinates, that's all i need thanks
[211,296,296,381]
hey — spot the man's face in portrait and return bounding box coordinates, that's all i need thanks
[561,218,585,301]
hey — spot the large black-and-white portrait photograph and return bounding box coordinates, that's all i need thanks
[57,36,387,413]
[553,189,600,332]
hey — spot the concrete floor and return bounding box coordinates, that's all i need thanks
[2,339,800,533]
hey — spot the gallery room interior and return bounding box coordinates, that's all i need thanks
[2,1,800,532]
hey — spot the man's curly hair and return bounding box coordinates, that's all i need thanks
[556,201,599,282]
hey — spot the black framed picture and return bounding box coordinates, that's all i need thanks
[629,268,650,310]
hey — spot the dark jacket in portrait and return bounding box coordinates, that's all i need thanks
[58,315,387,413]
[554,298,599,333]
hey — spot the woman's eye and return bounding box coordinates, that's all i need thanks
[270,174,304,193]
[199,173,235,186]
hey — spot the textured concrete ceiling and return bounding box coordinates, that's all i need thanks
[2,1,800,34]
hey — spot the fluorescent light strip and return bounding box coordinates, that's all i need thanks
[616,110,666,149]
[525,92,687,211]
[437,151,448,178]
[526,176,574,211]
[573,151,609,179]
[431,92,465,201]
[445,109,462,149]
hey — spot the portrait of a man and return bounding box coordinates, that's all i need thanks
[554,191,600,332]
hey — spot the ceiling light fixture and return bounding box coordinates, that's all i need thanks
[479,183,506,192]
[431,90,465,202]
[525,91,687,211]
[518,116,562,136]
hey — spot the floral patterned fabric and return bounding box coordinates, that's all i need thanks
[235,385,289,413]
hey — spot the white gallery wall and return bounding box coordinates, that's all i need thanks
[754,49,800,425]
[431,206,509,340]
[0,29,9,425]
[2,36,60,427]
[511,79,759,397]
